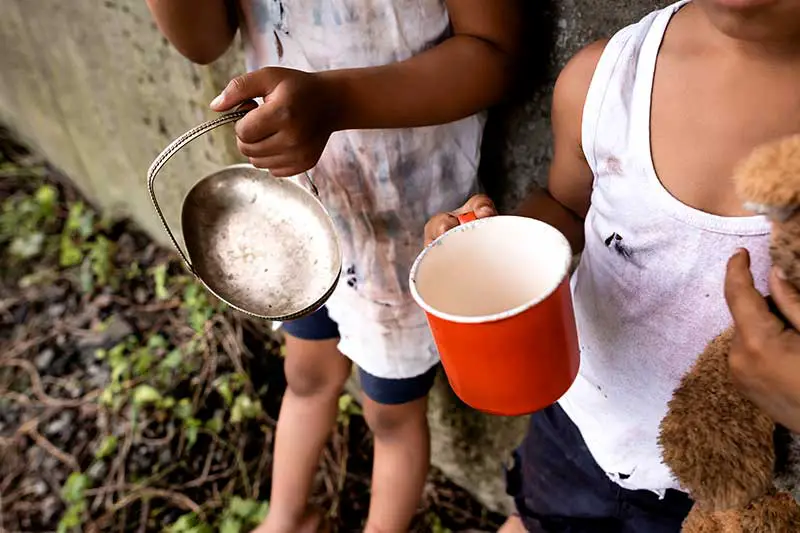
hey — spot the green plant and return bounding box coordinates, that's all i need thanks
[427,513,452,533]
[1,184,59,260]
[57,472,91,533]
[337,393,363,426]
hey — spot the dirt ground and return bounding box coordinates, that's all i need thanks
[0,128,505,533]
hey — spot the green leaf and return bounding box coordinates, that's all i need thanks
[64,202,94,238]
[132,384,162,406]
[94,435,118,460]
[61,472,90,505]
[34,185,58,218]
[18,268,58,289]
[88,235,115,287]
[338,394,362,417]
[152,263,170,300]
[205,413,224,434]
[132,349,155,377]
[59,238,83,267]
[160,348,183,371]
[10,232,45,259]
[167,513,199,533]
[213,376,234,406]
[219,517,242,533]
[185,419,201,449]
[230,394,262,424]
[57,501,86,533]
[252,501,270,523]
[174,398,193,420]
[148,334,168,349]
[228,496,259,519]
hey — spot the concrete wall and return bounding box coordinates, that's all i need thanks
[0,0,661,513]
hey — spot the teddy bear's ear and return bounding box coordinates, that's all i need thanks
[659,329,776,511]
[735,134,800,220]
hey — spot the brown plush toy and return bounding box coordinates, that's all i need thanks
[659,135,800,533]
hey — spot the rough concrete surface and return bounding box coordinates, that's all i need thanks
[0,0,663,514]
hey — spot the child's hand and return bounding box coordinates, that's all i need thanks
[725,249,800,433]
[210,67,338,177]
[423,194,497,246]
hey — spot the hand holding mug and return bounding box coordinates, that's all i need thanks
[424,194,498,246]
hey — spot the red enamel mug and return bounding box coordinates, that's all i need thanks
[409,213,580,416]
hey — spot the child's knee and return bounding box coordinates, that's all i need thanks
[363,397,427,440]
[283,339,350,398]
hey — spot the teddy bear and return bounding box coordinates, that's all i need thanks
[658,134,800,532]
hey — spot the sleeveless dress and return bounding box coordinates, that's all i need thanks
[559,0,772,494]
[237,0,486,378]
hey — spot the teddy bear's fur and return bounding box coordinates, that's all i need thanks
[658,135,800,532]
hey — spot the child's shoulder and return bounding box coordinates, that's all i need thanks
[554,2,681,122]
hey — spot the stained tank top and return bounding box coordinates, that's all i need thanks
[236,0,484,378]
[558,0,772,495]
[237,0,484,305]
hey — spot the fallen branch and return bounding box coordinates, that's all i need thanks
[18,418,80,472]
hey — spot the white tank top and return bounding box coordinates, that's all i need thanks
[236,1,485,378]
[559,0,772,495]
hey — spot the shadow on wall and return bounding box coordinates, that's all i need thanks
[479,0,557,210]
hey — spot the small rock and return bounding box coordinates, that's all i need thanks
[134,287,149,304]
[31,479,48,496]
[40,495,60,523]
[35,349,55,370]
[62,378,83,399]
[158,448,172,464]
[42,456,58,472]
[76,315,134,350]
[44,411,74,437]
[47,303,67,318]
[93,293,114,309]
[87,460,108,482]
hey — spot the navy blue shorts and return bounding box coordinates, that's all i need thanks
[281,306,437,405]
[506,404,693,532]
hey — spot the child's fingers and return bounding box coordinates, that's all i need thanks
[424,213,459,246]
[770,267,800,330]
[454,194,497,219]
[235,102,284,144]
[725,249,782,346]
[210,68,279,111]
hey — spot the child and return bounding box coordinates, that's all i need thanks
[145,1,520,532]
[425,0,800,531]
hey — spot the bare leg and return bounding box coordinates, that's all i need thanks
[254,335,351,533]
[362,394,430,533]
[498,516,529,533]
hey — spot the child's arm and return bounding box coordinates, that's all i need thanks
[214,0,521,128]
[145,0,238,65]
[210,0,522,176]
[424,40,607,254]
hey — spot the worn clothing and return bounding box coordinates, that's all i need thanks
[507,405,693,533]
[280,306,439,404]
[238,0,485,380]
[559,0,772,496]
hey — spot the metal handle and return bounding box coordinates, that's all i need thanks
[146,110,320,273]
[147,111,248,273]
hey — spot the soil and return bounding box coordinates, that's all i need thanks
[0,127,504,533]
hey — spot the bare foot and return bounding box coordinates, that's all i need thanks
[250,507,329,533]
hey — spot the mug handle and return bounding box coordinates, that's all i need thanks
[457,212,478,224]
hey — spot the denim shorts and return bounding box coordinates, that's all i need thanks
[281,306,437,405]
[506,404,693,532]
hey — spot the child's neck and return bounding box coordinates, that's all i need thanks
[690,5,800,64]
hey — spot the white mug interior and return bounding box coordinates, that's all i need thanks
[410,216,572,323]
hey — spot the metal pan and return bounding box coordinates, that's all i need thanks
[147,111,342,321]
